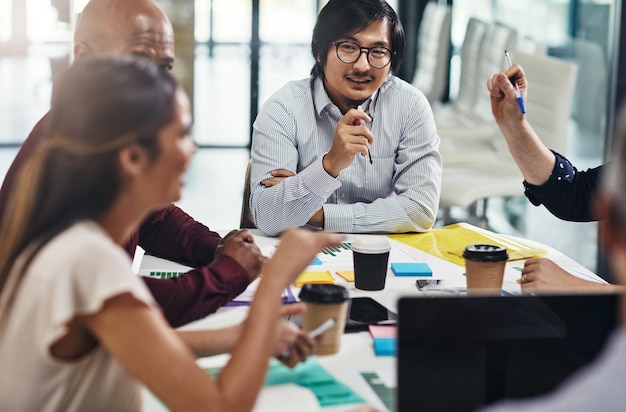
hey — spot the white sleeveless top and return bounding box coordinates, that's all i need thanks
[0,221,155,411]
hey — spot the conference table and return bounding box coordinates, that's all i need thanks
[139,224,605,412]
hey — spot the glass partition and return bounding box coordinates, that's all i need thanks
[448,0,615,273]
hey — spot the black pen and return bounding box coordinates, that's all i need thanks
[357,105,373,164]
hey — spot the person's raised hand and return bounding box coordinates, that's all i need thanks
[487,63,527,129]
[261,169,296,187]
[322,109,373,177]
[264,228,345,288]
[215,229,266,281]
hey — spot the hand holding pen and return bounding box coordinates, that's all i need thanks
[322,108,374,177]
[504,50,526,114]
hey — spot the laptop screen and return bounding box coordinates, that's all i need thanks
[397,293,619,412]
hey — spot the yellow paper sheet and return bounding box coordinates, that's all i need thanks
[335,270,355,282]
[388,223,547,266]
[294,271,334,288]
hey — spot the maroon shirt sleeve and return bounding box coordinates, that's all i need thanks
[137,204,222,267]
[142,255,250,327]
[133,205,252,327]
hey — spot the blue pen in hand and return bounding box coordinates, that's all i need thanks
[504,50,526,114]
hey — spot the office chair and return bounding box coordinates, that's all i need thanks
[439,52,578,228]
[239,159,256,229]
[411,1,452,104]
[435,21,519,166]
[432,17,488,125]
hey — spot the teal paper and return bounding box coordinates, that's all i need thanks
[205,357,364,407]
[264,357,364,407]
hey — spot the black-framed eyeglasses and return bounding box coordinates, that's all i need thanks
[332,41,393,69]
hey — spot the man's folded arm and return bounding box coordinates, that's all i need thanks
[251,158,340,236]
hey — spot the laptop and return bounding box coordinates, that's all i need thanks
[397,293,619,412]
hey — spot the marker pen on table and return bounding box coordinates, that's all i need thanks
[357,105,373,164]
[503,50,526,114]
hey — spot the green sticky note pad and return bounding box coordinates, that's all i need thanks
[205,357,363,407]
[391,262,432,277]
[264,357,364,407]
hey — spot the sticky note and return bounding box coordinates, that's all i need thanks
[335,270,355,282]
[294,271,334,288]
[209,357,364,407]
[369,325,397,356]
[372,338,396,356]
[391,262,432,277]
[369,325,397,338]
[309,257,323,266]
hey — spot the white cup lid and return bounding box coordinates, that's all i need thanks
[351,236,391,253]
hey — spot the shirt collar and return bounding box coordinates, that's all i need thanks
[311,74,393,119]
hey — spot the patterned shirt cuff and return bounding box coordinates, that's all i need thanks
[323,204,354,233]
[301,156,342,199]
[523,151,575,206]
[546,151,575,183]
[523,151,575,188]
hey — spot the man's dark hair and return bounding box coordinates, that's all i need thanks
[310,0,405,80]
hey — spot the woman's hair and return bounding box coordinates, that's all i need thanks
[310,0,405,80]
[0,55,178,304]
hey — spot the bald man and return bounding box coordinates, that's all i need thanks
[73,0,175,70]
[0,0,263,327]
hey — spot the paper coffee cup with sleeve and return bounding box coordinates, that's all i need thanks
[298,284,349,355]
[463,244,509,295]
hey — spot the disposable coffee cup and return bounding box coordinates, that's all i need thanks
[352,237,391,291]
[463,244,509,295]
[298,284,349,355]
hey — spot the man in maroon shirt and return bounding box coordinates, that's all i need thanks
[0,0,263,328]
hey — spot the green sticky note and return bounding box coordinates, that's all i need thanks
[265,357,364,407]
[205,357,363,407]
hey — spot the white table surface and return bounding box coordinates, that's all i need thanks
[140,228,604,411]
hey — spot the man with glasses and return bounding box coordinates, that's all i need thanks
[250,0,442,236]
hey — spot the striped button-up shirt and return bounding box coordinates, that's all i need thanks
[250,75,442,236]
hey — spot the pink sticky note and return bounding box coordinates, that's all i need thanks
[369,324,397,339]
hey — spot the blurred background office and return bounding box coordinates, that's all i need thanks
[0,0,622,278]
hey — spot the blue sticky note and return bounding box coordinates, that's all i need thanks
[373,337,397,356]
[310,257,323,266]
[391,262,432,277]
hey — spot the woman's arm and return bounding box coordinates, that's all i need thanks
[81,293,226,411]
[177,303,313,367]
[81,229,344,411]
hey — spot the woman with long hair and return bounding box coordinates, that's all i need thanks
[0,55,344,411]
